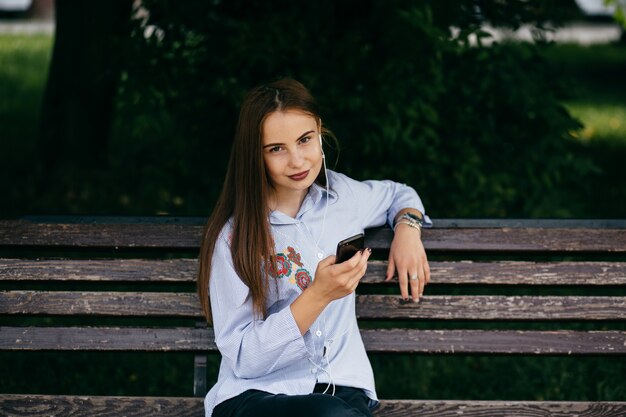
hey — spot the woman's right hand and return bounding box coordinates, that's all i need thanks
[309,248,372,303]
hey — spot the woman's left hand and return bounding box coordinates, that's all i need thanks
[385,224,430,302]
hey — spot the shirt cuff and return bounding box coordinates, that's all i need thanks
[282,302,316,357]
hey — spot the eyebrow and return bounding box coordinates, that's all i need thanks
[263,130,315,148]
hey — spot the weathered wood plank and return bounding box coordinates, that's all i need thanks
[373,399,626,417]
[363,260,626,286]
[3,258,626,286]
[1,326,212,351]
[17,215,626,229]
[2,291,625,320]
[366,227,626,253]
[360,329,626,354]
[0,258,198,282]
[0,291,202,317]
[357,295,626,321]
[2,327,625,355]
[2,220,626,252]
[0,394,626,417]
[0,394,203,417]
[1,395,626,417]
[430,218,626,229]
[0,220,204,249]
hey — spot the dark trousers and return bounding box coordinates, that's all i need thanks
[212,383,374,417]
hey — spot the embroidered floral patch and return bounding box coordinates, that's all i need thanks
[295,268,312,290]
[287,246,303,267]
[268,247,313,291]
[267,253,292,279]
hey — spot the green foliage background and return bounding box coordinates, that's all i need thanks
[107,0,598,219]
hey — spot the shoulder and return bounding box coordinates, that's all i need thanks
[327,169,358,193]
[328,169,388,198]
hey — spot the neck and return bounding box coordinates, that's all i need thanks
[269,188,308,218]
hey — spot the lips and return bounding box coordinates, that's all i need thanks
[288,170,310,181]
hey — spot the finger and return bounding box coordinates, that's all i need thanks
[358,248,371,277]
[397,266,409,300]
[350,251,370,291]
[423,258,431,284]
[320,255,337,268]
[408,268,420,302]
[361,248,371,267]
[349,248,370,281]
[418,267,426,297]
[334,251,362,272]
[385,257,395,282]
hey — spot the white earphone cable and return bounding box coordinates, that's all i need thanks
[316,134,330,248]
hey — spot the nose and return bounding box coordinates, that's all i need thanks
[288,148,305,168]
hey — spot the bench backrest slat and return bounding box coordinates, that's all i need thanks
[3,327,626,355]
[2,291,625,321]
[3,220,626,252]
[3,258,626,285]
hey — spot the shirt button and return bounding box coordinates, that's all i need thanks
[310,368,316,374]
[316,330,322,337]
[317,252,323,259]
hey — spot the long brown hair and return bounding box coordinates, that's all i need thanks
[197,78,329,323]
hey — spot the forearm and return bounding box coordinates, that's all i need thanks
[290,287,329,335]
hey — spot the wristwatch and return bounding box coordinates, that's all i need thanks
[394,211,424,232]
[401,211,424,227]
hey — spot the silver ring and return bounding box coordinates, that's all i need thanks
[409,275,418,281]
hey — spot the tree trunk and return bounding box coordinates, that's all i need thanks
[38,0,133,175]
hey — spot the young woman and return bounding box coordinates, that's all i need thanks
[198,78,431,417]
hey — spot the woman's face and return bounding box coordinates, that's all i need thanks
[261,110,323,202]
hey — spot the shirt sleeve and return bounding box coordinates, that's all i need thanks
[334,172,432,230]
[208,229,315,379]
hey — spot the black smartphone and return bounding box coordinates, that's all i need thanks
[335,233,365,263]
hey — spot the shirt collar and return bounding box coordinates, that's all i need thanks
[269,181,338,225]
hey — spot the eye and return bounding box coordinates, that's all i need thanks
[268,145,283,153]
[299,136,311,144]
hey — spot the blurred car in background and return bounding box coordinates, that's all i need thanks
[0,0,32,12]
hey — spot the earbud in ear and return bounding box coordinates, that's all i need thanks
[319,134,325,158]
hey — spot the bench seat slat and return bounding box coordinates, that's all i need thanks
[1,395,626,417]
[2,221,626,252]
[0,394,203,417]
[0,394,626,417]
[374,399,626,416]
[3,258,626,286]
[2,327,625,355]
[2,291,625,320]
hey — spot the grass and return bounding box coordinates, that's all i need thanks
[567,102,626,142]
[0,34,53,217]
[0,34,52,158]
[550,44,626,145]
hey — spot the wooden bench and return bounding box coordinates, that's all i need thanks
[1,216,625,416]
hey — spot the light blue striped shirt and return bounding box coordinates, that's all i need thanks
[204,170,431,416]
